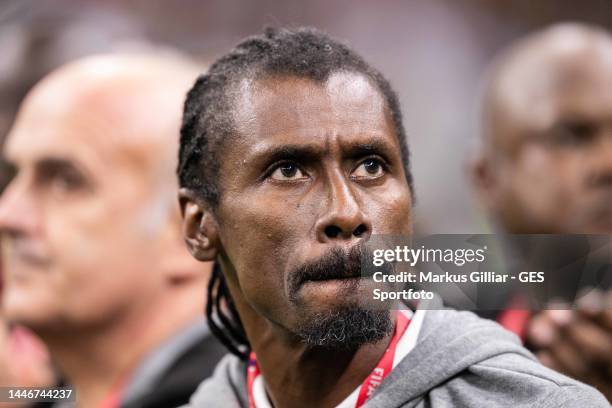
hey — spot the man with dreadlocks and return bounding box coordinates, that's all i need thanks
[178,27,607,407]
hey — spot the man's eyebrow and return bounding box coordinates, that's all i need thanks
[252,144,323,165]
[35,157,81,172]
[342,140,396,159]
[34,157,93,186]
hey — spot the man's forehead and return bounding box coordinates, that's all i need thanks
[505,60,612,122]
[486,34,612,151]
[5,57,187,174]
[233,72,391,141]
[5,92,111,169]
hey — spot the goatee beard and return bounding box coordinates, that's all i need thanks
[295,307,392,349]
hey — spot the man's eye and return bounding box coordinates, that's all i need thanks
[269,163,307,181]
[548,122,597,147]
[352,158,385,178]
[41,169,87,193]
[53,172,85,191]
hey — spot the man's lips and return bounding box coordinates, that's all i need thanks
[298,276,364,298]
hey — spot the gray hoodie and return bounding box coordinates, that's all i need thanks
[184,305,609,407]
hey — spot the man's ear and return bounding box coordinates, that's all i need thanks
[178,188,219,262]
[469,153,498,209]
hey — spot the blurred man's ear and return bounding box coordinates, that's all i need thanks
[469,153,499,210]
[178,188,219,262]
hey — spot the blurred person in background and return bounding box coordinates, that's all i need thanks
[0,53,225,408]
[472,22,612,400]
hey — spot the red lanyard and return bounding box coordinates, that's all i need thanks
[247,311,411,408]
[96,372,129,408]
[247,351,260,408]
[497,294,531,341]
[355,311,411,407]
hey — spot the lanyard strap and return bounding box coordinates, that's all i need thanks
[354,311,411,407]
[247,311,411,408]
[96,379,125,408]
[247,351,261,408]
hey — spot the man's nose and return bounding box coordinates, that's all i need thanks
[315,171,372,243]
[0,177,37,237]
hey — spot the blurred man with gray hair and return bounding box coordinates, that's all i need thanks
[0,53,225,408]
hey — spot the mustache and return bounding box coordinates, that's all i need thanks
[287,245,394,298]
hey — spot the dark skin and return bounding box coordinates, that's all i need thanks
[181,72,413,408]
[472,24,612,400]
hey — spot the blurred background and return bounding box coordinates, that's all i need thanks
[2,0,612,234]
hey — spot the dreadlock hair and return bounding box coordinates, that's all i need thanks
[178,27,413,360]
[206,262,250,359]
